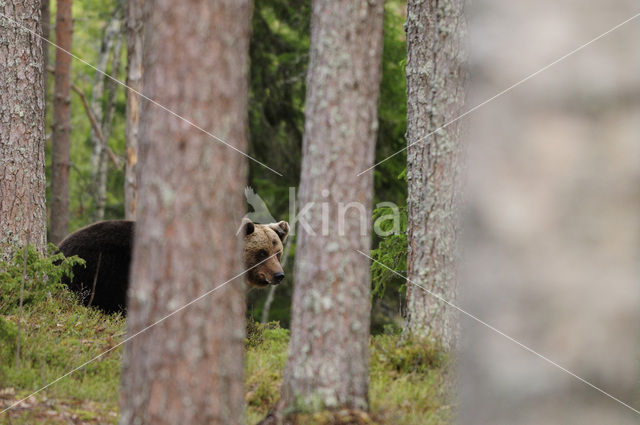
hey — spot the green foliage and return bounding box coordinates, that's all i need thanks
[374,0,409,207]
[370,205,408,299]
[245,323,290,423]
[371,335,447,375]
[370,335,452,425]
[248,0,310,193]
[0,244,84,316]
[0,276,125,406]
[1,299,449,425]
[46,0,127,233]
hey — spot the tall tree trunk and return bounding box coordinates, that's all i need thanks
[278,0,384,414]
[118,0,251,424]
[404,0,466,349]
[40,0,50,98]
[50,0,73,244]
[89,6,121,222]
[94,31,124,220]
[124,0,143,220]
[0,1,47,258]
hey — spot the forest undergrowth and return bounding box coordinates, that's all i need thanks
[0,251,451,425]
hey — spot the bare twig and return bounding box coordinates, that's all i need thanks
[48,66,121,169]
[87,252,102,308]
[70,83,121,169]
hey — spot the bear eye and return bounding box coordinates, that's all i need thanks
[276,252,282,261]
[259,249,269,259]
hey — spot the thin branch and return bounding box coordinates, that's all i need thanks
[48,66,121,169]
[71,84,121,169]
[87,252,102,308]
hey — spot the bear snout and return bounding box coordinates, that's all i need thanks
[273,272,285,284]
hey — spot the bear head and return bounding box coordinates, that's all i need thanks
[241,218,290,287]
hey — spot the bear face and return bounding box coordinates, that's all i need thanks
[241,218,290,287]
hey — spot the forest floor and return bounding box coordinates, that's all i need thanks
[0,295,452,425]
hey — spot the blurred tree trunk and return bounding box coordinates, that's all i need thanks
[118,0,251,424]
[275,0,384,416]
[40,0,50,97]
[0,1,47,258]
[124,0,143,220]
[93,31,124,219]
[89,5,121,222]
[50,0,73,244]
[404,0,466,349]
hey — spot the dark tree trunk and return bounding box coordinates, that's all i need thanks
[124,0,144,220]
[404,0,466,349]
[0,1,47,258]
[278,0,384,414]
[118,0,252,424]
[50,0,73,244]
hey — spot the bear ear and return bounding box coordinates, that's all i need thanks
[241,218,255,236]
[268,221,290,243]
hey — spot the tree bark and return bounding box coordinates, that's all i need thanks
[0,1,47,258]
[40,0,50,98]
[89,6,121,222]
[118,0,251,424]
[404,0,466,350]
[50,0,73,244]
[124,0,144,220]
[278,0,384,414]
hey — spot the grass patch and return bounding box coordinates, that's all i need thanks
[0,250,451,424]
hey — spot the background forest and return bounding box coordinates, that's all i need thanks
[49,0,409,332]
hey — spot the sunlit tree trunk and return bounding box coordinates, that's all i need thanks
[89,5,121,222]
[404,0,466,349]
[50,0,73,244]
[276,0,384,416]
[0,1,47,258]
[124,0,143,220]
[118,0,251,424]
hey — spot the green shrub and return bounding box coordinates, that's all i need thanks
[0,244,84,315]
[371,334,447,374]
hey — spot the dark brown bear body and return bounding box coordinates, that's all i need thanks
[58,219,289,314]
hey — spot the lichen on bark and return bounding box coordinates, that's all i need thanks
[404,0,467,350]
[0,1,47,259]
[277,0,385,416]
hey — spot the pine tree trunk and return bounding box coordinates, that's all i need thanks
[89,7,121,222]
[50,0,73,244]
[118,0,251,424]
[124,0,143,220]
[278,0,384,414]
[40,0,50,96]
[0,1,47,258]
[404,0,466,349]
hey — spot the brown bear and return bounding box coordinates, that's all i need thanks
[58,218,289,314]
